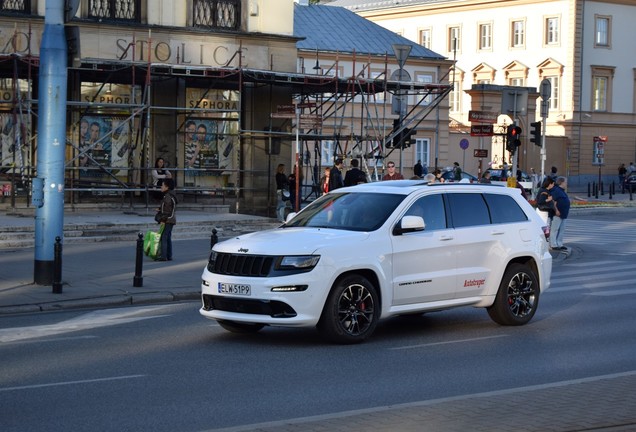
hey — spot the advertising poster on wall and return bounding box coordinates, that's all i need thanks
[78,116,111,178]
[0,112,30,173]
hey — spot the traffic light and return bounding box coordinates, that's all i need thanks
[506,124,522,153]
[387,119,399,148]
[530,121,542,147]
[402,128,415,148]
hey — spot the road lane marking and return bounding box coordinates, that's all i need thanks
[0,375,146,392]
[0,306,171,343]
[389,334,509,350]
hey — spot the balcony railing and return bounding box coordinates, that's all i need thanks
[193,0,241,31]
[0,0,30,14]
[88,0,140,22]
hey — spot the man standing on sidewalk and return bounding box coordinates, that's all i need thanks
[550,176,570,251]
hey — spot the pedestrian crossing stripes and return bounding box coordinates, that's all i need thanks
[562,218,636,246]
[549,261,636,294]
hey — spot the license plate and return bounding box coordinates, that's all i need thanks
[218,282,251,296]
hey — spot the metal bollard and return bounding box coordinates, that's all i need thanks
[52,236,63,294]
[609,182,613,200]
[210,228,218,249]
[587,182,591,198]
[133,232,144,287]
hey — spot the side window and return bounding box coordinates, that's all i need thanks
[447,193,490,228]
[484,194,528,224]
[405,194,447,231]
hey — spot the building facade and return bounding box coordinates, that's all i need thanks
[331,0,636,186]
[0,0,451,216]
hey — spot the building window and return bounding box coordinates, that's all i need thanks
[511,20,525,48]
[509,77,524,87]
[449,81,460,113]
[591,66,614,112]
[479,23,492,50]
[415,138,430,169]
[88,0,140,22]
[371,70,385,102]
[193,0,241,30]
[448,26,460,53]
[0,0,30,13]
[545,17,559,45]
[419,28,431,49]
[415,73,434,106]
[595,15,611,48]
[321,140,335,166]
[547,76,560,110]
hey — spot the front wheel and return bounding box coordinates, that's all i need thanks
[217,320,265,334]
[318,274,379,344]
[488,263,539,326]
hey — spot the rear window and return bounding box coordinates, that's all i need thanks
[484,193,528,223]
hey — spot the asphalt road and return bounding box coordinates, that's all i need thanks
[1,211,636,432]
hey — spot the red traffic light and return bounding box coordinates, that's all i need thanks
[511,126,522,137]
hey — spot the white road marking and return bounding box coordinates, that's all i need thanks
[389,334,509,350]
[0,306,171,343]
[0,375,146,392]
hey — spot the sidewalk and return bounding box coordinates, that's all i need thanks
[0,209,273,315]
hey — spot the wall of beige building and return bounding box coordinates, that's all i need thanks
[352,0,636,185]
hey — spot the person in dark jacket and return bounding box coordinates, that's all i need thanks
[549,176,570,250]
[329,158,344,191]
[156,178,177,261]
[343,159,367,186]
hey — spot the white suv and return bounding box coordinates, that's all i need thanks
[200,180,552,344]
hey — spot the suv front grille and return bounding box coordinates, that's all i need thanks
[208,253,275,277]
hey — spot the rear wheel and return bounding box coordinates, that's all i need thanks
[217,320,264,334]
[318,274,379,344]
[488,263,539,326]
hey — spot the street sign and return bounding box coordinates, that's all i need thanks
[473,149,488,158]
[540,79,552,100]
[593,136,606,166]
[460,138,469,150]
[468,111,498,124]
[470,125,493,136]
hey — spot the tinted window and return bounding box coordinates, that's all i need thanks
[285,192,406,232]
[484,193,528,224]
[447,193,490,228]
[405,194,447,231]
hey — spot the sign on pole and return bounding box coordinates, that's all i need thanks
[593,136,606,166]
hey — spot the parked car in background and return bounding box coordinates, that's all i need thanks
[624,174,636,193]
[487,169,533,193]
[440,168,478,183]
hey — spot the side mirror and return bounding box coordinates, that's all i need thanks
[394,215,425,235]
[285,212,297,223]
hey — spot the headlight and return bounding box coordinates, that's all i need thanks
[277,255,320,270]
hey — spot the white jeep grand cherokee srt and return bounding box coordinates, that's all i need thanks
[200,180,552,344]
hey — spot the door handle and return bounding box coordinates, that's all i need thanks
[439,235,454,241]
[491,230,505,235]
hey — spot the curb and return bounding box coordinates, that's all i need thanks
[0,290,200,315]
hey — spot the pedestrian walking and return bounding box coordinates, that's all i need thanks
[549,176,570,250]
[479,171,491,183]
[329,158,345,191]
[343,159,367,186]
[413,160,424,178]
[535,177,556,225]
[156,178,177,261]
[275,163,289,222]
[453,162,462,181]
[288,164,302,212]
[320,166,331,195]
[629,162,636,174]
[618,163,627,192]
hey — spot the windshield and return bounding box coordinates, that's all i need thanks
[285,192,406,231]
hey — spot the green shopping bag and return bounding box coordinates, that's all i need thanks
[143,224,164,260]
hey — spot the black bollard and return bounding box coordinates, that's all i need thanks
[52,236,63,293]
[587,182,591,198]
[600,181,604,196]
[609,182,613,200]
[210,228,218,249]
[133,232,144,287]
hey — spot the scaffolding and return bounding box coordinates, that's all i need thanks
[0,33,451,215]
